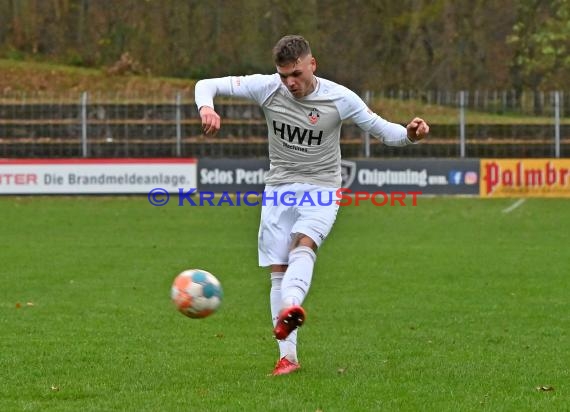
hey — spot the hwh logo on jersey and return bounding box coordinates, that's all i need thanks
[272,120,323,146]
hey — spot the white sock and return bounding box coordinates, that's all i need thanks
[270,272,298,362]
[270,272,284,328]
[281,246,316,308]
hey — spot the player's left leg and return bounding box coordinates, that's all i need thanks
[273,235,313,341]
[280,234,317,308]
[274,185,340,341]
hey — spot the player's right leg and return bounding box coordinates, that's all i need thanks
[271,268,301,375]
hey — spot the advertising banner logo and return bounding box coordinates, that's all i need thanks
[481,159,570,197]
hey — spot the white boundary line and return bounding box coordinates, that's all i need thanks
[502,198,526,214]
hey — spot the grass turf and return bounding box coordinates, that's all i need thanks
[1,196,568,411]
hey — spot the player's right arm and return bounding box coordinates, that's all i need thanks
[199,106,221,136]
[195,75,279,136]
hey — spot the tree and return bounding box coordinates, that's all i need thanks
[508,0,570,92]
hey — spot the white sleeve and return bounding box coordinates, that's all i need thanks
[335,87,414,147]
[194,74,279,110]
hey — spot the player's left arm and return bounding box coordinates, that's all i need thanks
[406,117,429,142]
[337,88,428,147]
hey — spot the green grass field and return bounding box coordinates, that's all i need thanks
[1,196,569,411]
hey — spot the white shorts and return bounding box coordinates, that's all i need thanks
[258,183,340,267]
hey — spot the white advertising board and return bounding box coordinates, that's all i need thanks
[0,159,197,194]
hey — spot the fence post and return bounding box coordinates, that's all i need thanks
[554,91,561,158]
[176,92,182,157]
[459,90,466,158]
[363,90,371,158]
[81,91,88,157]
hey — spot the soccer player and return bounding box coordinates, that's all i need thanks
[195,35,429,375]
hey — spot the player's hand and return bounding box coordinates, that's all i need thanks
[406,117,429,142]
[199,106,221,136]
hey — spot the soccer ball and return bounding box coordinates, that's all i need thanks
[171,269,223,318]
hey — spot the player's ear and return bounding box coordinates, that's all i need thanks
[310,57,317,73]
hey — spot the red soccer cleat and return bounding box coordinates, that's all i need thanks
[272,357,301,376]
[273,305,306,340]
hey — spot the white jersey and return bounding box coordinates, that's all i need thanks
[195,74,413,187]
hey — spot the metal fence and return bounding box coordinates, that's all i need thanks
[0,90,568,158]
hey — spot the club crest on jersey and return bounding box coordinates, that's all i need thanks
[308,108,320,125]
